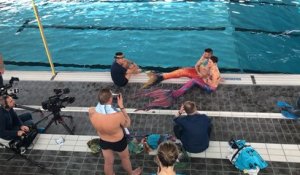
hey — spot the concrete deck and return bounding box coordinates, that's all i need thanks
[0,71,299,175]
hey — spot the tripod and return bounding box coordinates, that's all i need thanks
[0,142,54,174]
[43,110,75,135]
[16,104,75,135]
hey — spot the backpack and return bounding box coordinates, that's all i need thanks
[87,138,101,154]
[144,134,175,151]
[146,134,161,150]
[228,139,268,174]
[128,138,144,154]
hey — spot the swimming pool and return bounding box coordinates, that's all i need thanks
[0,0,300,73]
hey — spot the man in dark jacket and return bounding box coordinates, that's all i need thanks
[173,101,211,153]
[0,95,32,140]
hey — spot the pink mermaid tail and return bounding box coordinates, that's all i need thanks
[133,89,174,111]
[146,89,173,108]
[134,77,215,111]
[133,88,164,98]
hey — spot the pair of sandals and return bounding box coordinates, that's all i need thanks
[277,98,300,119]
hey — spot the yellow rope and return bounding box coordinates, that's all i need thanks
[31,0,56,76]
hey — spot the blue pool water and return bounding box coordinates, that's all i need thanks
[0,0,300,73]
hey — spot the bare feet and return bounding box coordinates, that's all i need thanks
[132,167,142,175]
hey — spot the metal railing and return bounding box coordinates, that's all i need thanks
[31,0,56,76]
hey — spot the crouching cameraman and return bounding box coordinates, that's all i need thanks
[0,95,33,140]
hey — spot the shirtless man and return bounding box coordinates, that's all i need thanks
[95,88,130,137]
[137,55,220,110]
[111,52,141,87]
[195,48,213,78]
[171,55,220,97]
[143,48,214,89]
[89,93,141,175]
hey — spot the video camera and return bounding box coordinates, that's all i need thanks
[9,127,38,154]
[41,88,75,113]
[0,77,19,99]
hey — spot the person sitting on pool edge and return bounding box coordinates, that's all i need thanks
[135,55,220,110]
[111,52,141,87]
[142,48,214,89]
[174,101,212,153]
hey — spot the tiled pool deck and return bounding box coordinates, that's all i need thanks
[0,71,300,175]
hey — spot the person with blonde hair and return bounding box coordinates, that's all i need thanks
[155,141,179,175]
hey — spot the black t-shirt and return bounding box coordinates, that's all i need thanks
[110,61,128,87]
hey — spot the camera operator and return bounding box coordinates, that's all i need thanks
[89,89,142,175]
[95,88,130,136]
[0,53,5,87]
[0,95,33,140]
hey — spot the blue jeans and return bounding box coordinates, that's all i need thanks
[19,113,33,126]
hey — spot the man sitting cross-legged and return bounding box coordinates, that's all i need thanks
[89,93,141,175]
[173,101,212,153]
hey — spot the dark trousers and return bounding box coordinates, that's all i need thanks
[173,124,183,140]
